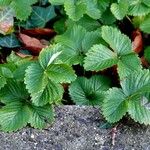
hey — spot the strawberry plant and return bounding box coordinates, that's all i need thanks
[0,0,150,132]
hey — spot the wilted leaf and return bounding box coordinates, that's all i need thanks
[19,33,46,54]
[132,29,143,53]
[22,28,56,38]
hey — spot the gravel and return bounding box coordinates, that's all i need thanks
[0,106,150,150]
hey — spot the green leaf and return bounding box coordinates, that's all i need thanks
[102,88,127,123]
[0,76,6,90]
[117,53,142,79]
[84,44,118,71]
[0,0,12,6]
[128,96,150,125]
[0,102,30,132]
[144,46,150,63]
[10,0,38,20]
[0,67,13,78]
[69,75,111,106]
[85,0,101,19]
[111,1,129,20]
[0,80,29,104]
[0,34,20,48]
[49,0,65,5]
[64,0,86,21]
[66,15,101,31]
[31,81,64,106]
[46,64,76,83]
[121,69,150,96]
[128,1,150,16]
[55,25,101,65]
[140,15,150,33]
[29,104,54,129]
[101,26,132,55]
[24,62,48,94]
[28,6,56,28]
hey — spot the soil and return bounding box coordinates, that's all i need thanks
[0,106,149,150]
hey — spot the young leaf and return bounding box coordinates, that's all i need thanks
[0,102,30,132]
[69,75,111,106]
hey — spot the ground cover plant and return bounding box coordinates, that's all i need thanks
[0,0,150,132]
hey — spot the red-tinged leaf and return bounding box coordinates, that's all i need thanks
[141,56,149,68]
[21,28,56,38]
[132,29,143,53]
[19,33,46,54]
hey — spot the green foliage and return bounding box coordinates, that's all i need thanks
[69,75,111,106]
[144,46,150,63]
[55,25,103,65]
[0,44,76,131]
[0,0,38,20]
[102,70,150,125]
[25,44,76,106]
[84,26,142,79]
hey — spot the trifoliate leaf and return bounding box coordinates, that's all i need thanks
[24,62,48,94]
[84,44,118,71]
[46,64,76,83]
[69,75,111,106]
[0,102,30,132]
[29,104,54,129]
[55,25,102,65]
[102,88,127,123]
[31,81,64,106]
[0,34,20,48]
[0,80,29,104]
